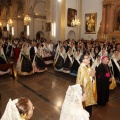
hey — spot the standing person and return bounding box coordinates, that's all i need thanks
[60,84,89,120]
[14,44,20,62]
[96,56,111,106]
[76,54,96,116]
[30,41,37,62]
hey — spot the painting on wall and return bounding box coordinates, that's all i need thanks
[85,13,97,34]
[67,8,77,27]
[46,22,51,32]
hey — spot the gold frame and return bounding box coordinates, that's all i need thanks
[85,13,97,34]
[67,8,77,27]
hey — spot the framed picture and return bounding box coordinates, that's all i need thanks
[46,22,51,32]
[85,13,97,34]
[67,8,77,27]
[3,26,7,31]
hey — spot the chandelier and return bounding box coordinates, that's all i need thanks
[71,18,80,27]
[7,19,13,26]
[24,15,31,25]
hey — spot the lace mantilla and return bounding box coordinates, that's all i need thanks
[1,99,22,120]
[59,84,89,120]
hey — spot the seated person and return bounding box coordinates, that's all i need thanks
[33,44,47,72]
[42,41,53,65]
[63,47,74,73]
[60,84,89,120]
[0,42,11,75]
[70,50,81,76]
[1,97,34,120]
[17,43,33,75]
[54,46,66,72]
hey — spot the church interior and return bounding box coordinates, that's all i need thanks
[0,0,120,120]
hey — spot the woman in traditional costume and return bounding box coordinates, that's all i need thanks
[42,41,53,65]
[63,47,74,73]
[98,47,108,57]
[70,41,76,55]
[54,46,66,72]
[111,49,120,84]
[89,47,95,66]
[70,50,81,76]
[17,43,33,75]
[0,42,11,75]
[94,47,99,59]
[0,42,8,64]
[33,44,47,73]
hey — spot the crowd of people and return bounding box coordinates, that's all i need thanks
[0,37,120,119]
[0,38,54,75]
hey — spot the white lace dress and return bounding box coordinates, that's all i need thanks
[59,84,89,120]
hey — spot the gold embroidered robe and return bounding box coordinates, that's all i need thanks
[76,63,97,107]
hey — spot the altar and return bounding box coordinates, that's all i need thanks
[98,0,120,43]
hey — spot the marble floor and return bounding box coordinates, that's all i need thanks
[0,65,120,120]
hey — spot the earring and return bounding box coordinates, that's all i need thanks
[21,113,26,120]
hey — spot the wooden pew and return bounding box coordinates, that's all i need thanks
[0,62,15,78]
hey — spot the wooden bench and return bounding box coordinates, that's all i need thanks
[0,63,15,78]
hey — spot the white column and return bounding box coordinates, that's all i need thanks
[51,0,62,44]
[13,18,18,38]
[57,0,61,41]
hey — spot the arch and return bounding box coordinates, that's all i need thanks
[34,1,46,15]
[36,31,44,40]
[67,30,76,40]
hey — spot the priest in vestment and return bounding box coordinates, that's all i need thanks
[96,56,111,106]
[76,54,97,116]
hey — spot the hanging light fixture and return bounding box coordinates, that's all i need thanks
[7,19,13,26]
[71,18,80,27]
[24,15,31,25]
